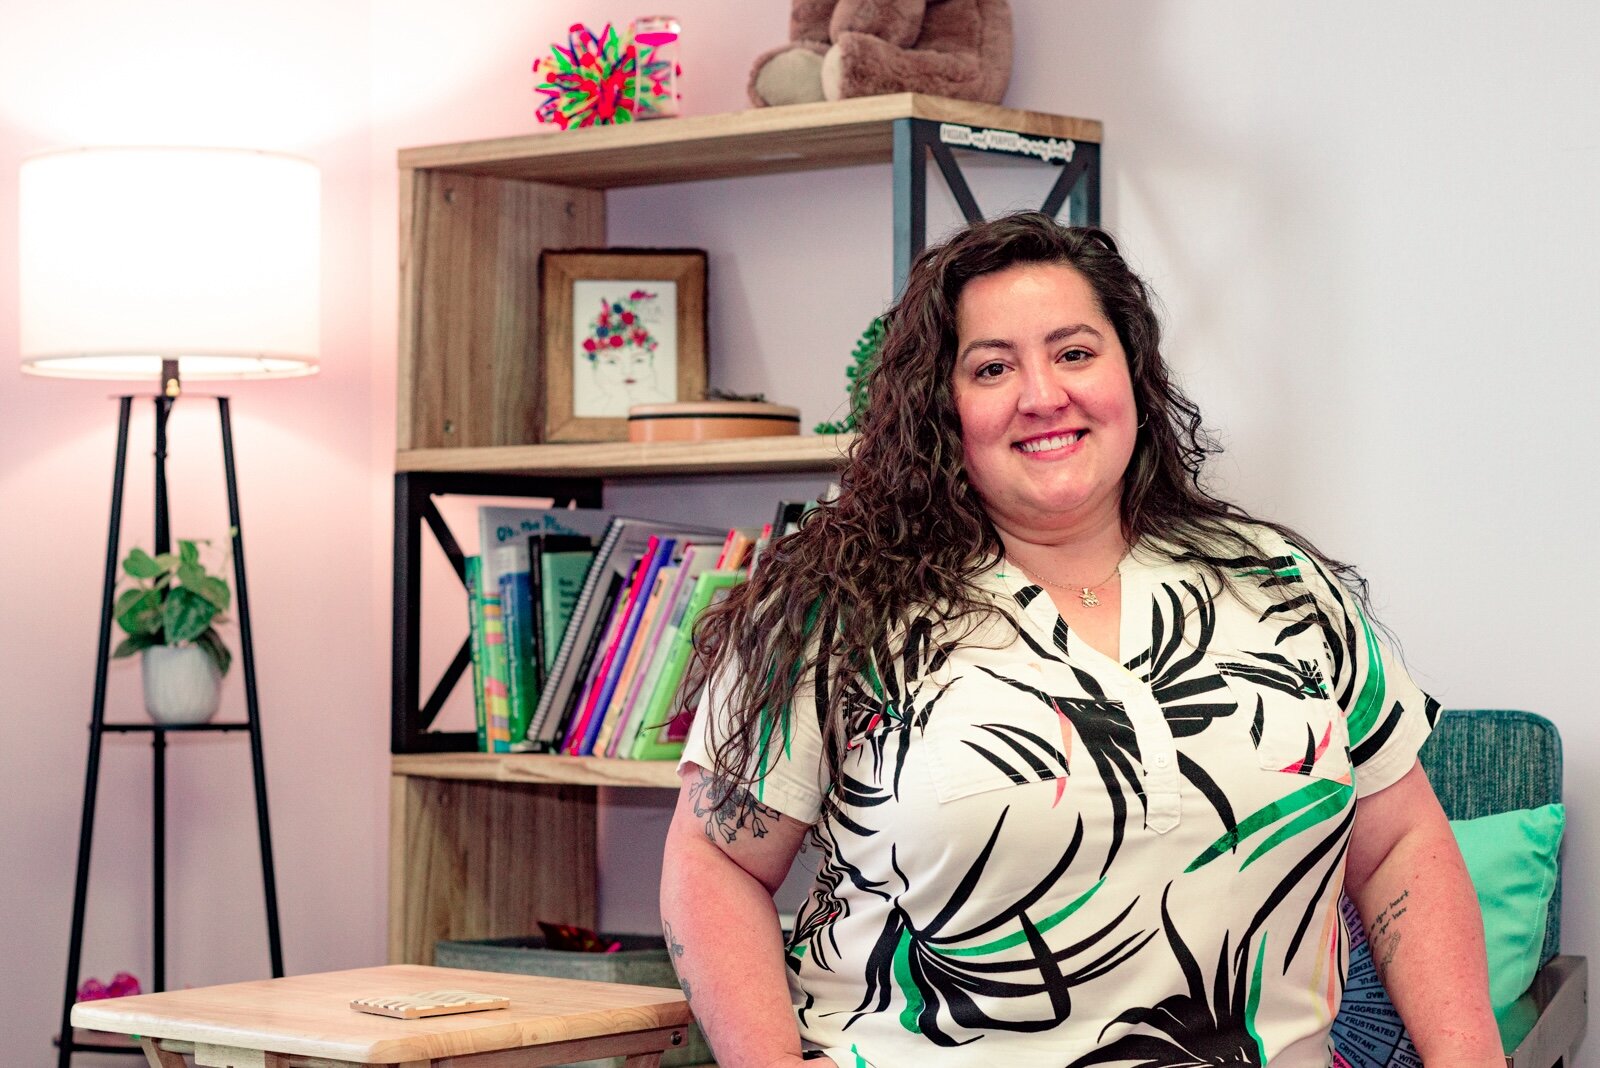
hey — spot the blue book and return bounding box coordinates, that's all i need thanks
[575,536,676,755]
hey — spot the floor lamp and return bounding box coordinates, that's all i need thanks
[19,146,320,1064]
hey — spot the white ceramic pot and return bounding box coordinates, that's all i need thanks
[141,645,222,725]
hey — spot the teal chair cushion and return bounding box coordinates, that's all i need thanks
[1452,804,1565,1014]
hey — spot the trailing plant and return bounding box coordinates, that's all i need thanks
[814,316,887,435]
[113,537,233,676]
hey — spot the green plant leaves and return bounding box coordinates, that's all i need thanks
[123,547,163,579]
[191,575,230,611]
[116,588,163,636]
[194,628,232,677]
[163,585,216,644]
[112,633,159,659]
[116,539,231,670]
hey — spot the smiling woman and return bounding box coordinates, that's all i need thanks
[658,212,1502,1068]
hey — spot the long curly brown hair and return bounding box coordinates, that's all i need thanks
[683,212,1367,798]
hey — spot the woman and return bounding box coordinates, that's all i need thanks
[659,214,1499,1067]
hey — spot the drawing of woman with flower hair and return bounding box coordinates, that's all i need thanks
[573,287,675,417]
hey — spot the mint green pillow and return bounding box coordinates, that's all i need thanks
[1449,803,1565,1016]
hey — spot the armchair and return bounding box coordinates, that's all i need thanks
[1421,709,1584,1067]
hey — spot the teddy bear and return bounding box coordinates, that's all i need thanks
[749,0,1013,108]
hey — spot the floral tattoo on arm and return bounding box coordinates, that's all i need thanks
[688,767,783,844]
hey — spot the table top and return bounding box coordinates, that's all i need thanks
[70,964,693,1063]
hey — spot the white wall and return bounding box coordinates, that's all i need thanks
[2,0,1594,1059]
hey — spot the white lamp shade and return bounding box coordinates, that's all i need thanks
[19,147,320,381]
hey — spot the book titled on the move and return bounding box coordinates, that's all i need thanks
[529,516,723,752]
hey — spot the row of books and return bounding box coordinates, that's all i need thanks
[464,500,816,759]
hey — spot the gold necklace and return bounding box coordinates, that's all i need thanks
[1015,557,1123,608]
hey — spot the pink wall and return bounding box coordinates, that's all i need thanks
[5,0,1597,1059]
[0,1,384,1062]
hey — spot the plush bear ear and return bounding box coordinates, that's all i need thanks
[750,42,830,107]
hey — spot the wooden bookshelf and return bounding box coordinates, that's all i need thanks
[398,433,852,477]
[400,93,1100,188]
[391,96,1099,971]
[393,752,681,788]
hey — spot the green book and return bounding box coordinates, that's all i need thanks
[464,555,489,753]
[539,537,596,680]
[630,570,745,760]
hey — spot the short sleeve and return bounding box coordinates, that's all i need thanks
[677,656,830,824]
[1294,545,1442,798]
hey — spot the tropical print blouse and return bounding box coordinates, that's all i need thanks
[682,526,1438,1068]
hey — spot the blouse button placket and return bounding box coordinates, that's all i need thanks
[1109,675,1181,833]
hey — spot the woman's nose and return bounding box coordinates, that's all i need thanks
[1017,363,1070,415]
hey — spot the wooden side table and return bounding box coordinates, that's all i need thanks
[70,964,695,1068]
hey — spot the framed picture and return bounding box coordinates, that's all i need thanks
[539,248,708,442]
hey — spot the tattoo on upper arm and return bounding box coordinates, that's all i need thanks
[688,768,783,845]
[663,920,690,1001]
[1370,888,1410,983]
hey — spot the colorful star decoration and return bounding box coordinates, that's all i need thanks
[532,23,640,129]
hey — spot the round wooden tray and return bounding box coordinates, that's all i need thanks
[627,401,800,443]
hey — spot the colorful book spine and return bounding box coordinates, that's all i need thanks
[596,563,677,757]
[481,594,512,753]
[495,547,536,748]
[464,555,489,753]
[620,543,718,753]
[630,569,746,760]
[572,537,675,755]
[552,570,627,751]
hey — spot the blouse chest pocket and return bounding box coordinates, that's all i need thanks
[922,662,1073,804]
[1222,672,1350,781]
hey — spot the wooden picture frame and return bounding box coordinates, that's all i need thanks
[539,248,708,442]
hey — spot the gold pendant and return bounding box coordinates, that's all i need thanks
[1079,588,1100,608]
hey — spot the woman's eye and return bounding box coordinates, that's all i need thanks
[974,361,1006,379]
[1058,347,1093,363]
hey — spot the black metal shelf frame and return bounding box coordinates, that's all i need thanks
[390,115,1100,755]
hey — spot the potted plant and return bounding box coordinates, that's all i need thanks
[113,538,233,724]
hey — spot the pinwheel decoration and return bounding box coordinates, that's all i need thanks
[532,23,639,129]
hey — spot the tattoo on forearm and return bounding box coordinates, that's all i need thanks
[1370,889,1410,983]
[689,768,783,844]
[663,920,690,1001]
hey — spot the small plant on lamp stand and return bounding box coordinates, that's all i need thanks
[112,538,233,725]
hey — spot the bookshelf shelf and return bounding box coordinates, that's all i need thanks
[392,752,680,789]
[398,434,851,478]
[390,95,1100,970]
[399,93,1099,189]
